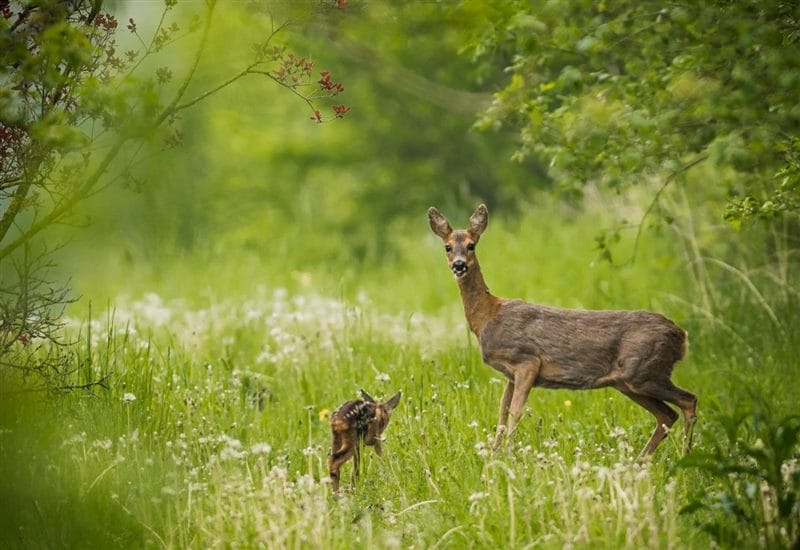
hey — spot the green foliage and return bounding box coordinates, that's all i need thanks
[726,136,800,227]
[464,0,800,223]
[677,400,800,548]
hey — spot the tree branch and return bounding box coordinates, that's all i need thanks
[0,1,220,261]
[155,0,217,127]
[0,138,127,261]
[172,63,257,114]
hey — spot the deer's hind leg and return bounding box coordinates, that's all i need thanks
[618,387,679,458]
[637,378,698,454]
[328,433,354,493]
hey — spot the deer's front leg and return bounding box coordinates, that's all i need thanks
[505,364,539,444]
[493,380,514,450]
[351,444,363,489]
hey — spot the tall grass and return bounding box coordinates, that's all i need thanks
[2,200,798,548]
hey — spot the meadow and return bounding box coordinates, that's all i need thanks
[2,199,798,549]
[2,4,799,547]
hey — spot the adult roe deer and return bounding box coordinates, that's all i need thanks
[328,389,402,493]
[428,204,697,458]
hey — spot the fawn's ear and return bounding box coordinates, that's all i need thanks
[384,391,402,412]
[360,389,376,403]
[428,207,452,240]
[468,204,488,237]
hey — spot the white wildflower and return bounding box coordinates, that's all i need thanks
[122,392,137,403]
[469,491,487,503]
[251,443,272,455]
[92,438,113,450]
[219,446,246,461]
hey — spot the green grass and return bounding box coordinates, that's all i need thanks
[2,203,798,548]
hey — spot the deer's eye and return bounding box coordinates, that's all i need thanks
[467,243,475,251]
[444,244,452,253]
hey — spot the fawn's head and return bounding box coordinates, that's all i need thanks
[361,389,402,434]
[428,204,488,279]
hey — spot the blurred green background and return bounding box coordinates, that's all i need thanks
[3,2,799,547]
[57,2,534,305]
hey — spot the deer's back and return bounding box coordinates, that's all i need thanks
[479,300,686,389]
[331,400,376,437]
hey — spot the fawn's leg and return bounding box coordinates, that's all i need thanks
[493,380,514,450]
[350,443,362,489]
[327,431,343,491]
[328,444,354,493]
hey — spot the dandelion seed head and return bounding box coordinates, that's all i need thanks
[474,441,489,458]
[468,491,488,503]
[251,443,272,455]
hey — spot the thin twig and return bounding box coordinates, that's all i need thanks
[624,153,709,265]
[703,256,785,335]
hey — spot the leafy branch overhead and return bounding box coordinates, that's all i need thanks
[0,0,349,262]
[0,0,348,380]
[464,1,800,226]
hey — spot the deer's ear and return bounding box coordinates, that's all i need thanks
[360,389,376,403]
[384,391,402,411]
[468,204,488,237]
[428,207,452,240]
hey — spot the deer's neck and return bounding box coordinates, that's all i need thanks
[457,264,500,337]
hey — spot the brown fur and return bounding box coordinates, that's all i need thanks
[327,389,401,493]
[428,204,697,458]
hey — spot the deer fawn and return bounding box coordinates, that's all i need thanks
[428,204,697,458]
[328,389,402,493]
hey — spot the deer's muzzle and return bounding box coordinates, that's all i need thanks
[452,259,468,277]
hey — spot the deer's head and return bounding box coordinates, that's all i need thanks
[360,389,402,437]
[428,204,488,279]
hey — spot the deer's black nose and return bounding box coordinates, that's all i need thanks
[452,260,468,276]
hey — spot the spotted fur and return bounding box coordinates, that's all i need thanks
[327,389,401,493]
[331,399,377,439]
